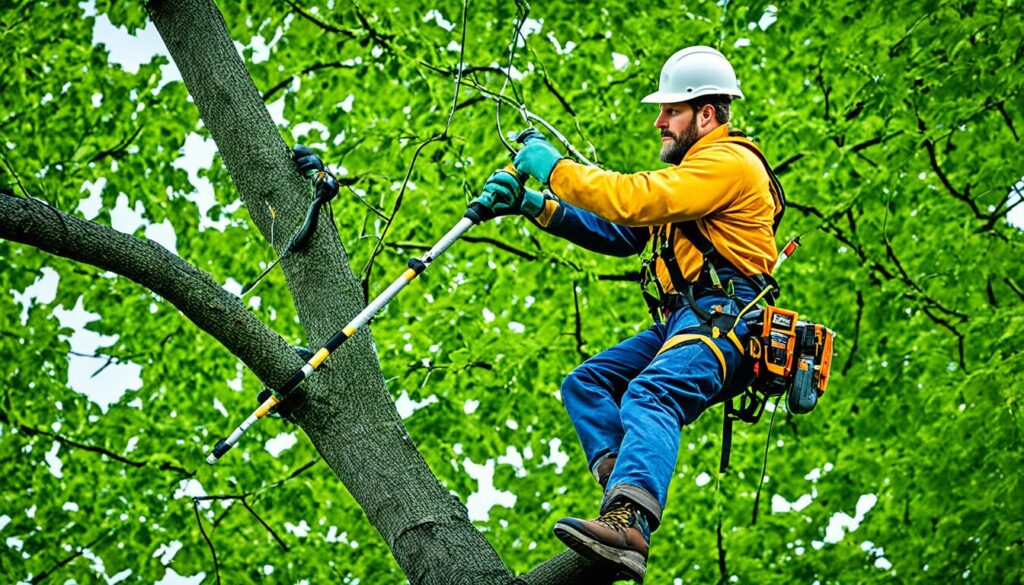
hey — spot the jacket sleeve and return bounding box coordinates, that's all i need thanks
[547,144,749,227]
[531,197,649,257]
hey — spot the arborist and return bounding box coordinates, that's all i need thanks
[474,46,785,582]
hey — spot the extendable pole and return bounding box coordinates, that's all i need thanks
[206,206,487,464]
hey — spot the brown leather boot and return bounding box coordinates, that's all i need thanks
[593,455,617,488]
[552,501,651,583]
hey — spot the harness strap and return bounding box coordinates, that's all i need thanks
[639,225,671,324]
[660,224,692,293]
[656,333,728,381]
[725,136,787,232]
[721,401,735,473]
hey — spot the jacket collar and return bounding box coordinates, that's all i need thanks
[684,124,731,161]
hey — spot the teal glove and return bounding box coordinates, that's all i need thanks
[513,129,563,185]
[292,145,326,179]
[471,170,545,219]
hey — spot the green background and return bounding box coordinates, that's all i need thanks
[2,0,1022,582]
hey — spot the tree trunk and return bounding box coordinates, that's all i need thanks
[145,1,515,583]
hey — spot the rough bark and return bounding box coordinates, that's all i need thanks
[521,551,618,584]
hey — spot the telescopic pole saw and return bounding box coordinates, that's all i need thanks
[206,202,495,464]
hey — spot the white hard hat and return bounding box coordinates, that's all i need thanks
[641,46,744,104]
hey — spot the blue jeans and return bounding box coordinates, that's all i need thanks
[560,290,754,530]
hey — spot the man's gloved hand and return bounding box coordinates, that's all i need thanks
[292,144,326,179]
[513,129,563,185]
[471,169,545,218]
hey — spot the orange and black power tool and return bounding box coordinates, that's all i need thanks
[747,306,835,414]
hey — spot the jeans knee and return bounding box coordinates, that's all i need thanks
[561,364,588,396]
[621,378,701,427]
[561,364,600,408]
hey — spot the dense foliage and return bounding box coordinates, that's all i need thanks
[2,0,1022,583]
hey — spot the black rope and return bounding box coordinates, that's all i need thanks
[751,393,783,525]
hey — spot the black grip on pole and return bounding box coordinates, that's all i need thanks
[210,440,231,461]
[408,257,428,274]
[464,202,492,224]
[516,128,544,145]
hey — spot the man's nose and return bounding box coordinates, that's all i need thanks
[653,112,668,128]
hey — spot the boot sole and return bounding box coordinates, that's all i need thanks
[553,523,646,583]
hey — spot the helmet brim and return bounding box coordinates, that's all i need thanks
[641,87,745,104]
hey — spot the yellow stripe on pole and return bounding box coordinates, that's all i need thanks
[402,268,417,281]
[254,395,281,418]
[343,324,357,337]
[309,347,330,368]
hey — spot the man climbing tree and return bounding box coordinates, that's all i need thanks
[4,0,1023,582]
[474,46,785,582]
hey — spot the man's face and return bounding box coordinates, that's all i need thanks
[654,102,700,165]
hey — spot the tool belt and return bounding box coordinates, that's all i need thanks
[654,284,835,419]
[648,279,836,472]
[735,305,835,421]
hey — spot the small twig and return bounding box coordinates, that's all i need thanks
[262,61,357,102]
[850,130,902,153]
[888,10,934,58]
[494,0,530,153]
[773,153,805,176]
[996,101,1019,141]
[983,182,1024,231]
[283,0,356,37]
[351,2,395,49]
[13,422,194,477]
[193,500,221,585]
[882,198,967,321]
[1005,277,1024,301]
[913,103,987,221]
[193,459,321,504]
[986,278,998,307]
[88,124,145,163]
[716,513,727,585]
[0,150,31,198]
[815,54,831,122]
[30,534,105,584]
[343,185,389,220]
[842,290,864,375]
[922,305,967,371]
[440,0,469,138]
[241,497,290,552]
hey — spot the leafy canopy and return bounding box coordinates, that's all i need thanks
[1,0,1022,583]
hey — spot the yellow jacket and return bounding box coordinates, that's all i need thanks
[544,124,780,292]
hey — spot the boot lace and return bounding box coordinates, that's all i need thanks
[595,503,635,532]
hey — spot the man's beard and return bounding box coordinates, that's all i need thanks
[659,117,700,164]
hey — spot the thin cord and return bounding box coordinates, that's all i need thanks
[751,393,783,525]
[495,0,529,155]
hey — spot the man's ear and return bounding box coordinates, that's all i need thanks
[699,104,715,126]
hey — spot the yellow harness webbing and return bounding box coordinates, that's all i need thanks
[656,334,728,380]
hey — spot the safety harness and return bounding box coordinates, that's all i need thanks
[638,134,835,473]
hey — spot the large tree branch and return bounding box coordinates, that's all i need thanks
[0,191,301,390]
[520,551,616,585]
